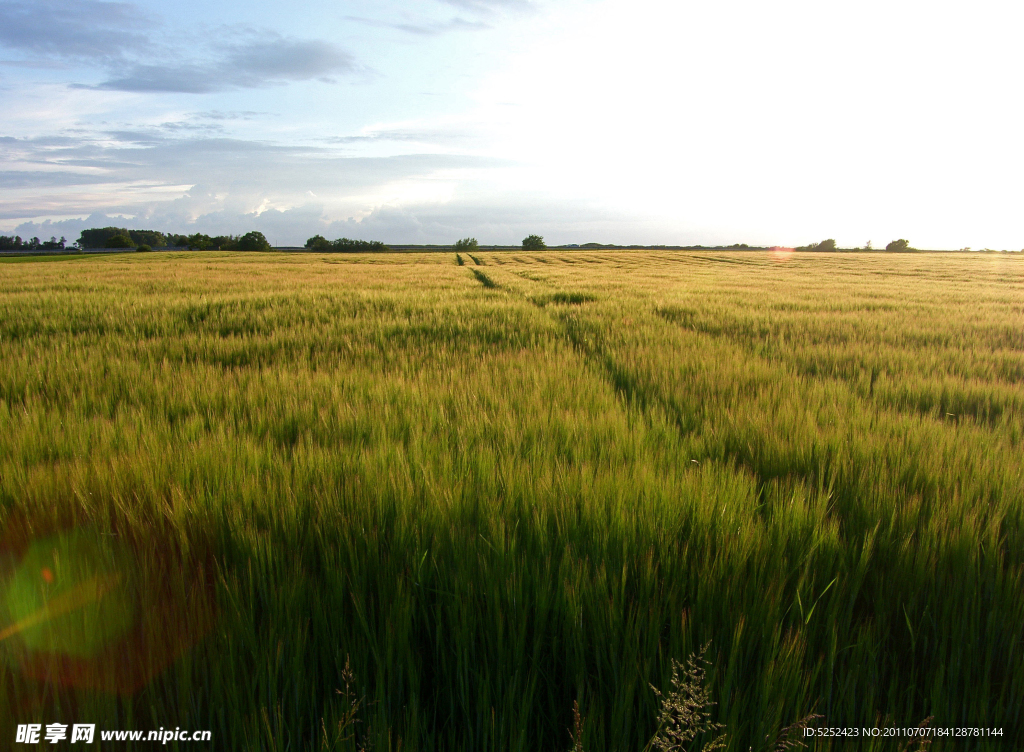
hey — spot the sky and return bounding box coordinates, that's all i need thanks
[1,0,1022,248]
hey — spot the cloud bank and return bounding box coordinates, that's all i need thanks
[0,0,358,91]
[1,124,555,245]
[90,37,356,93]
[0,0,151,60]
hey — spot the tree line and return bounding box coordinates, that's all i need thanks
[455,236,547,251]
[796,238,917,252]
[2,229,391,253]
[0,227,275,252]
[75,227,273,252]
[305,235,391,252]
[2,228,927,255]
[0,235,67,251]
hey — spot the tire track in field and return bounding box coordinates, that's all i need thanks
[553,298,962,526]
[470,268,500,289]
[555,309,699,434]
[687,254,766,267]
[551,305,887,529]
[506,267,869,514]
[653,305,1021,430]
[468,259,1016,557]
[496,265,672,424]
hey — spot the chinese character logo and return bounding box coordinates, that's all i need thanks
[71,724,96,743]
[15,725,41,744]
[44,723,68,743]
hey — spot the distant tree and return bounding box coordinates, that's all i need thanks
[210,235,239,251]
[885,239,912,252]
[0,235,68,251]
[523,234,546,250]
[106,233,136,248]
[78,227,165,249]
[128,229,166,247]
[187,233,213,250]
[331,238,389,253]
[796,239,836,252]
[184,233,239,251]
[0,235,49,250]
[238,231,272,252]
[865,240,873,251]
[305,235,333,252]
[302,235,389,253]
[79,227,128,248]
[136,244,152,253]
[453,237,479,251]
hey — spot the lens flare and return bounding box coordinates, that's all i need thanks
[0,572,123,646]
[0,522,217,695]
[2,530,134,658]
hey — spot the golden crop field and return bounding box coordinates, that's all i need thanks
[1,250,1022,750]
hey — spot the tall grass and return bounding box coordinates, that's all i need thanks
[0,250,1021,750]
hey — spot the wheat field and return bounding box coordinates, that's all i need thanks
[1,250,1021,750]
